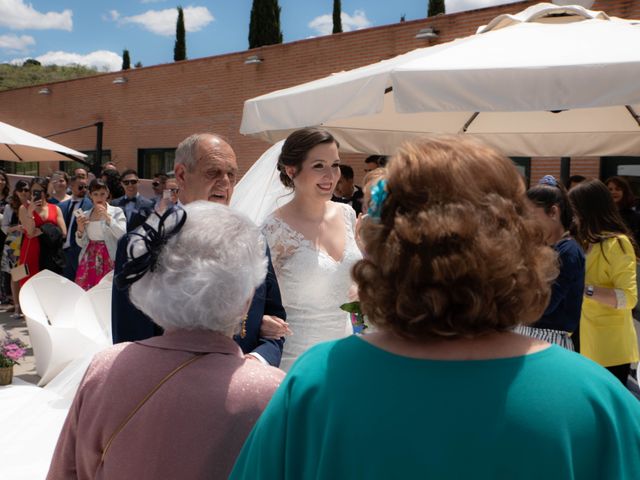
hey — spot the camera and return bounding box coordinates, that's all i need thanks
[163,189,172,200]
[32,190,43,201]
[73,209,85,219]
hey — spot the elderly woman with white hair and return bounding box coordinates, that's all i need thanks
[47,202,285,480]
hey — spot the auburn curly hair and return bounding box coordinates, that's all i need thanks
[352,136,558,339]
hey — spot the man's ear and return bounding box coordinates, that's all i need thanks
[174,163,186,187]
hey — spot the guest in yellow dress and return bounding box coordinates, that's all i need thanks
[569,179,640,385]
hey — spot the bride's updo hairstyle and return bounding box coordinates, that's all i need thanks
[352,135,558,339]
[278,128,339,189]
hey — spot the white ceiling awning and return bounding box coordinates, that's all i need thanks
[241,3,640,157]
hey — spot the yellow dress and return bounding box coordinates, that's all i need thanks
[581,235,639,367]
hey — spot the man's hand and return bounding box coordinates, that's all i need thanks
[259,315,292,339]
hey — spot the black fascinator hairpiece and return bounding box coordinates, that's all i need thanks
[114,206,187,290]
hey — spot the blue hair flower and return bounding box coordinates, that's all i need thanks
[367,179,388,220]
[539,175,559,187]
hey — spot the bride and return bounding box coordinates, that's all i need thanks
[261,128,363,370]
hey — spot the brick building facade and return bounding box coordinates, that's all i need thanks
[0,0,638,186]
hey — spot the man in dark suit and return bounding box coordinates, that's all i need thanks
[111,169,154,231]
[59,175,93,281]
[112,134,286,366]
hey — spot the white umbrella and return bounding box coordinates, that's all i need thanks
[0,120,87,162]
[240,3,640,157]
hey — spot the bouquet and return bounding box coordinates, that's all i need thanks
[0,333,28,368]
[340,301,368,334]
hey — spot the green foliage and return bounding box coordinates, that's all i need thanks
[134,61,143,68]
[23,59,41,66]
[248,0,283,49]
[0,63,98,91]
[428,0,446,17]
[174,6,187,61]
[122,49,131,70]
[333,0,342,34]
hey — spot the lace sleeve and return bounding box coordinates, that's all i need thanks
[342,203,358,235]
[261,216,300,274]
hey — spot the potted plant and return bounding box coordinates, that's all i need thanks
[0,332,28,386]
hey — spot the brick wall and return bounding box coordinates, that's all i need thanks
[0,0,636,183]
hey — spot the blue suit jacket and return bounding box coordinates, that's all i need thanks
[58,196,93,281]
[111,237,286,367]
[111,195,154,232]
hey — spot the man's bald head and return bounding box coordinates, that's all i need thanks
[174,133,239,205]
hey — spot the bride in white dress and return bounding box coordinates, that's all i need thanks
[261,128,362,371]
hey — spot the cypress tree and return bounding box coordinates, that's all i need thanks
[333,0,342,34]
[174,6,187,61]
[122,49,131,70]
[248,0,283,49]
[428,0,446,17]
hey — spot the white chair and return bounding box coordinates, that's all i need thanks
[19,270,110,386]
[85,271,113,343]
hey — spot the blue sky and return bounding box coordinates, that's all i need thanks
[0,0,512,71]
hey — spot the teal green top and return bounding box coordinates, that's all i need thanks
[231,336,640,480]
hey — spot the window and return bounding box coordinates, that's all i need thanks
[60,150,111,176]
[138,148,176,179]
[0,161,40,176]
[511,157,531,188]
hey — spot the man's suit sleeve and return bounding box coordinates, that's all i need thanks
[250,247,286,366]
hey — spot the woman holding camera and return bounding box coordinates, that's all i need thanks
[75,179,126,290]
[18,177,66,286]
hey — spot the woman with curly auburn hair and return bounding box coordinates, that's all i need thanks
[569,179,640,386]
[231,136,640,480]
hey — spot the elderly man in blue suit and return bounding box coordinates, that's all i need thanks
[59,175,93,281]
[112,134,288,366]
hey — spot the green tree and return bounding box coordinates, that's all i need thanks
[174,6,187,61]
[249,0,283,49]
[428,0,446,17]
[122,49,131,70]
[134,61,143,68]
[333,0,342,34]
[23,59,41,66]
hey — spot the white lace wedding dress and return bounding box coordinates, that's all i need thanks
[263,203,363,371]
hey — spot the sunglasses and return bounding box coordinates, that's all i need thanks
[168,188,179,194]
[122,179,139,186]
[16,188,29,193]
[151,181,162,187]
[77,185,87,190]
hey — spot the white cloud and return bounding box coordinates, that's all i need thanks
[446,0,515,14]
[0,33,35,53]
[12,50,122,72]
[119,6,214,36]
[0,0,72,31]
[308,10,372,36]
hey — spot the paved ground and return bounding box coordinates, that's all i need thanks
[0,307,40,385]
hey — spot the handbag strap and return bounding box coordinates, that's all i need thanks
[99,353,206,464]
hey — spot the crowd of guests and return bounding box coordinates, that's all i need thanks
[42,130,640,479]
[0,164,178,317]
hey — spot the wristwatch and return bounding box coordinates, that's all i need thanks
[585,285,594,297]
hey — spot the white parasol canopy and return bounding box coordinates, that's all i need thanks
[240,3,640,157]
[0,120,87,162]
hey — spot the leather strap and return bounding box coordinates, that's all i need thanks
[100,353,206,464]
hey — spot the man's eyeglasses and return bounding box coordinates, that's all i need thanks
[151,181,162,187]
[168,188,179,194]
[77,184,87,190]
[122,179,139,186]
